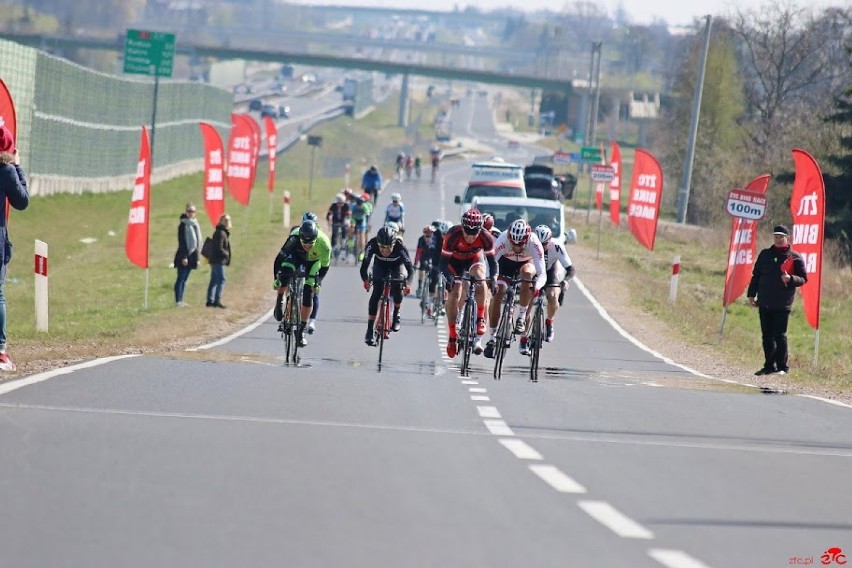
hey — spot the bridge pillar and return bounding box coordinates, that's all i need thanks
[398,73,410,128]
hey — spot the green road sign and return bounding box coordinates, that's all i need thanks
[580,146,602,162]
[123,29,175,77]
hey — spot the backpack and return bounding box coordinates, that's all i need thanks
[200,236,214,260]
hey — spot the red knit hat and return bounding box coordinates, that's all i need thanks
[0,125,14,154]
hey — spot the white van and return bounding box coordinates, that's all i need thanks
[454,159,526,213]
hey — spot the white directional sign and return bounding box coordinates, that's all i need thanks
[590,164,615,182]
[726,189,767,220]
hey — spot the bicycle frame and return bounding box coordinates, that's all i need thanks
[457,272,483,377]
[372,274,406,372]
[281,273,306,365]
[527,284,559,382]
[493,278,522,380]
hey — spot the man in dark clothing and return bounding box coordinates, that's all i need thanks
[747,225,808,376]
[359,225,413,345]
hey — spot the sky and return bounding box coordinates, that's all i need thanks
[301,0,844,27]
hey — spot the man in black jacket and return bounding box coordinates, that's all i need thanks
[747,225,808,376]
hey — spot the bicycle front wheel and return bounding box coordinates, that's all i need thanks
[377,296,389,371]
[459,299,475,377]
[493,297,514,380]
[529,304,544,382]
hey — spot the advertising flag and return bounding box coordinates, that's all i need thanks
[226,114,254,206]
[199,122,226,227]
[239,114,261,189]
[626,149,664,250]
[1,78,17,222]
[263,115,277,192]
[722,174,771,307]
[609,141,622,226]
[125,127,151,269]
[790,149,825,330]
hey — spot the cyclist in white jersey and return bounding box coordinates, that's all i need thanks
[534,224,575,342]
[384,193,405,234]
[484,219,546,358]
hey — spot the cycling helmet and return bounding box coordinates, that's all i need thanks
[482,213,494,231]
[302,211,319,223]
[439,220,452,234]
[423,225,434,235]
[565,228,578,244]
[376,226,397,247]
[391,193,401,202]
[385,221,399,232]
[336,194,346,203]
[361,192,371,201]
[534,224,552,246]
[343,188,353,197]
[462,209,482,234]
[508,219,531,245]
[298,220,319,243]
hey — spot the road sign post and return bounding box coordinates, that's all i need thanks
[123,29,175,180]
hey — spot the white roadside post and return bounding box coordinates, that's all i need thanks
[283,190,291,229]
[669,255,681,303]
[34,240,49,332]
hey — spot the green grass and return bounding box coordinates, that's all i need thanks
[570,210,852,390]
[5,93,420,369]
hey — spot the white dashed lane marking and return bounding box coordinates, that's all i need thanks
[476,405,501,419]
[578,500,654,539]
[499,438,543,460]
[483,419,514,436]
[528,464,587,493]
[471,395,490,401]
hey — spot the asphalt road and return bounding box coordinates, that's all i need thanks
[1,91,850,568]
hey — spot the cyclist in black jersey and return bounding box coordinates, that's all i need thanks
[360,225,414,345]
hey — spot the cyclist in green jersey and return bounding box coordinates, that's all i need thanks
[273,219,331,347]
[287,212,331,334]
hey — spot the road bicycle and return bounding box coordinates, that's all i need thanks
[525,284,560,382]
[456,272,485,377]
[369,273,407,372]
[432,272,446,326]
[278,270,306,365]
[419,261,433,324]
[492,277,525,380]
[330,222,348,265]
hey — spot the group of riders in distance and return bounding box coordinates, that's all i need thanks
[395,144,442,183]
[271,159,576,375]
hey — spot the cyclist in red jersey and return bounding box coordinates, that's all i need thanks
[439,208,498,358]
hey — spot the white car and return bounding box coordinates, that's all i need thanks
[454,159,526,213]
[469,196,571,246]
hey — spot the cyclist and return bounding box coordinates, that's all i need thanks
[360,225,414,346]
[326,193,351,254]
[484,219,546,358]
[414,155,422,179]
[384,193,405,235]
[439,209,497,358]
[349,195,370,261]
[482,212,501,238]
[534,224,576,343]
[429,144,441,182]
[404,154,414,180]
[414,225,435,298]
[395,151,405,181]
[273,219,330,347]
[286,212,331,334]
[361,164,383,205]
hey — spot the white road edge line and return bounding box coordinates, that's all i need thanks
[499,438,543,460]
[0,355,140,396]
[648,548,713,568]
[573,278,711,379]
[528,464,587,493]
[578,500,654,539]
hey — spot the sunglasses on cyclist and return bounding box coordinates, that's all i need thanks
[300,239,316,246]
[462,225,479,235]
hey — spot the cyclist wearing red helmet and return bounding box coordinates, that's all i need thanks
[484,218,546,358]
[439,208,497,358]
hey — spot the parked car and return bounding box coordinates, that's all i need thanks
[260,104,279,119]
[523,164,561,201]
[469,196,570,246]
[555,173,578,199]
[278,105,290,119]
[248,99,263,111]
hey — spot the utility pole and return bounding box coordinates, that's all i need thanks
[676,15,713,224]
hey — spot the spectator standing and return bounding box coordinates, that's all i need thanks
[173,202,202,307]
[747,225,808,376]
[206,213,232,308]
[0,125,30,371]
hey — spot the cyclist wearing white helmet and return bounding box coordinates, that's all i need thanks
[533,224,575,342]
[384,193,405,234]
[485,218,546,358]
